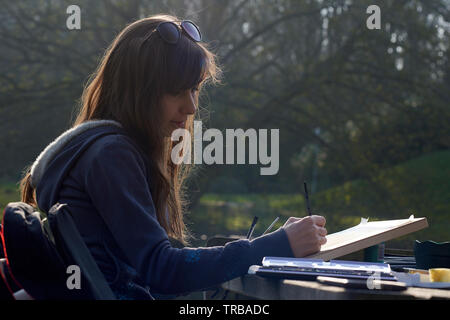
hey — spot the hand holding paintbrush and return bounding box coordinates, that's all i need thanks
[277,181,328,257]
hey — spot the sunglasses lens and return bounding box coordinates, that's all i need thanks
[181,21,202,42]
[157,22,180,44]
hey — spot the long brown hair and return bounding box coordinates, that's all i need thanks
[20,14,220,244]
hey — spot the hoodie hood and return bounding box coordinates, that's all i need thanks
[31,120,124,212]
[30,120,122,189]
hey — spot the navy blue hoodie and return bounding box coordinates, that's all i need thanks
[31,120,294,299]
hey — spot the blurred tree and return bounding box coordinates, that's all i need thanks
[0,0,448,214]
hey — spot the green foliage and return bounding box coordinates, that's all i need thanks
[314,150,450,247]
[1,0,449,198]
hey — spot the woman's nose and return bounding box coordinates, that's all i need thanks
[183,91,197,115]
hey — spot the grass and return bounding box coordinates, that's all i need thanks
[0,181,21,217]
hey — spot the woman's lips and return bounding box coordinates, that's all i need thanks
[171,121,185,128]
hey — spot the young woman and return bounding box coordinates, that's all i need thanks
[19,14,327,299]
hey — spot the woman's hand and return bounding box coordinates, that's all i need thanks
[282,215,327,258]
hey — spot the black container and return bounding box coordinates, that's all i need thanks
[414,240,450,269]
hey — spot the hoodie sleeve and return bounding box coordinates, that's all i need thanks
[83,135,294,295]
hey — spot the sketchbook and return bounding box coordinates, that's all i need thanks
[305,215,428,261]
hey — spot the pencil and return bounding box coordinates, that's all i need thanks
[304,181,312,216]
[246,216,258,240]
[262,216,280,236]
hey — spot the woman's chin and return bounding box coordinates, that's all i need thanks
[164,127,179,138]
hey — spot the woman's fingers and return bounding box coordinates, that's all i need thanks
[284,216,328,257]
[317,226,327,237]
[311,215,326,227]
[285,215,326,228]
[283,216,301,227]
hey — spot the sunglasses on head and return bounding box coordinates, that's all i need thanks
[156,20,202,44]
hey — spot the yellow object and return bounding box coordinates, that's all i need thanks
[406,268,428,275]
[429,268,450,282]
[405,268,430,282]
